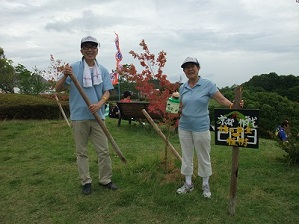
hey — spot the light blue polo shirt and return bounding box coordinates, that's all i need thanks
[61,59,113,121]
[179,77,218,132]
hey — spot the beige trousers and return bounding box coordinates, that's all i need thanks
[72,120,112,186]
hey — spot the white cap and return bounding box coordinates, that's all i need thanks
[181,57,200,68]
[172,92,180,98]
[81,36,98,47]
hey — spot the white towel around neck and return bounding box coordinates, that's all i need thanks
[83,60,102,88]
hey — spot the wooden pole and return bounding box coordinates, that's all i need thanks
[164,123,171,172]
[55,94,71,128]
[69,74,127,163]
[228,86,243,215]
[142,109,197,178]
[142,109,182,162]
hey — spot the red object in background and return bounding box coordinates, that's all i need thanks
[110,71,118,85]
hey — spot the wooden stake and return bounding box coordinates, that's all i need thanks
[69,74,127,163]
[142,109,182,162]
[54,94,71,128]
[164,123,171,172]
[228,86,243,215]
[142,109,198,178]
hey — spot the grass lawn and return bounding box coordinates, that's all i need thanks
[0,118,298,224]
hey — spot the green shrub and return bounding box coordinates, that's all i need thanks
[0,94,70,120]
[277,136,299,164]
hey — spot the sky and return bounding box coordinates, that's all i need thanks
[1,0,299,88]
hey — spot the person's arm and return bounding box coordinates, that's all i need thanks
[55,75,68,92]
[212,91,244,109]
[55,64,72,92]
[89,90,111,114]
[212,91,234,108]
[89,65,114,114]
[178,101,183,115]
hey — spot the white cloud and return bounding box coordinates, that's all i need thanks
[1,0,299,88]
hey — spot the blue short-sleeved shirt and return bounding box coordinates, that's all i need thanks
[276,126,288,141]
[60,59,113,121]
[179,77,218,132]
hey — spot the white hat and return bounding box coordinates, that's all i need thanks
[81,36,98,47]
[181,57,200,68]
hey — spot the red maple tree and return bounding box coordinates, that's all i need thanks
[120,39,180,126]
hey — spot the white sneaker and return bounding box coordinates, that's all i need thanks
[202,184,211,198]
[177,182,194,194]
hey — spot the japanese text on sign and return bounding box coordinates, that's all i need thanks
[214,109,259,148]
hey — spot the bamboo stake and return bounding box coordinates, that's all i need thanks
[164,123,171,172]
[54,94,71,128]
[228,86,243,215]
[142,109,197,178]
[69,74,127,163]
[142,109,182,162]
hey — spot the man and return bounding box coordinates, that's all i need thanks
[55,35,117,195]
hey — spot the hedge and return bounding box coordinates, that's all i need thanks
[0,94,70,120]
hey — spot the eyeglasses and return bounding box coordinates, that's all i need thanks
[82,45,98,50]
[183,64,197,69]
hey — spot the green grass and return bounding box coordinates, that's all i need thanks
[0,118,298,224]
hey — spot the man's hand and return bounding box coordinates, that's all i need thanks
[63,64,73,77]
[55,63,72,92]
[89,102,102,114]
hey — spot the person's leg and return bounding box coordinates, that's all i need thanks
[177,129,194,194]
[193,130,212,178]
[73,121,92,186]
[179,129,195,177]
[193,130,212,198]
[90,120,113,185]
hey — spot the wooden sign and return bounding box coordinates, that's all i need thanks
[214,109,259,148]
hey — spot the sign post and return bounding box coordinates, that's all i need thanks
[229,86,242,214]
[214,86,259,215]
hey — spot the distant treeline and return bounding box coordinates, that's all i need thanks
[243,72,299,102]
[213,72,299,138]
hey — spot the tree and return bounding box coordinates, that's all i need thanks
[120,40,180,116]
[220,86,299,138]
[15,64,50,95]
[243,73,299,102]
[15,64,32,94]
[48,54,66,90]
[30,67,51,94]
[285,86,299,102]
[0,47,16,93]
[120,40,181,170]
[110,69,137,98]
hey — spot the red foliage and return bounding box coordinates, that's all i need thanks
[120,40,180,127]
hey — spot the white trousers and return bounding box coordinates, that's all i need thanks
[178,129,212,177]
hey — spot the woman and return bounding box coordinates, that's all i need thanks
[120,91,132,102]
[177,57,241,198]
